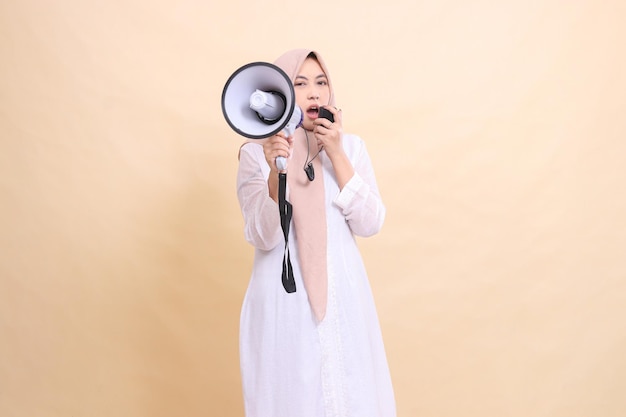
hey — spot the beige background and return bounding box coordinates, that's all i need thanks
[1,1,625,416]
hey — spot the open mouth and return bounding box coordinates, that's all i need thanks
[306,105,320,119]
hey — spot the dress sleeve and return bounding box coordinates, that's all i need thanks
[333,139,386,237]
[236,144,283,250]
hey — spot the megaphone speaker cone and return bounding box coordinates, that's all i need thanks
[221,62,296,139]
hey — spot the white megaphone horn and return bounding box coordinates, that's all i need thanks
[221,62,302,170]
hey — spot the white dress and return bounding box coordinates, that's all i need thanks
[236,133,396,417]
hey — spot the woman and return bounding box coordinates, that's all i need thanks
[236,48,396,417]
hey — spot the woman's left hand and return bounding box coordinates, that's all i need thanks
[313,106,343,157]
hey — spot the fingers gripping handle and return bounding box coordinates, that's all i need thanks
[275,106,302,171]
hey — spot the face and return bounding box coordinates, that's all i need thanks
[293,57,331,131]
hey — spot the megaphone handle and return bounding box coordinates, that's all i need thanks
[275,124,293,171]
[276,156,287,170]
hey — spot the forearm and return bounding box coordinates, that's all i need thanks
[327,149,355,190]
[331,135,385,237]
[237,144,283,250]
[334,173,386,237]
[267,169,280,202]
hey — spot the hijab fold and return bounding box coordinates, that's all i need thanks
[275,49,334,323]
[246,49,333,322]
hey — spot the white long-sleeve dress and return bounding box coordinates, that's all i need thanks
[236,133,396,417]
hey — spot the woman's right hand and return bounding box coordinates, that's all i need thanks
[263,133,293,172]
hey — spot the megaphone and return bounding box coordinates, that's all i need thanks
[221,62,302,170]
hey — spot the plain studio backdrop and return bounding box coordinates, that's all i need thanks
[1,1,625,416]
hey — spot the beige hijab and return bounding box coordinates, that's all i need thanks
[273,49,334,322]
[238,49,333,321]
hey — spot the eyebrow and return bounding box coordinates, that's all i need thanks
[295,74,327,81]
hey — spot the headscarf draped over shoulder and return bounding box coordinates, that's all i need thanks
[239,49,334,322]
[273,49,331,323]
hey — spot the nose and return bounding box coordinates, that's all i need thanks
[307,86,320,100]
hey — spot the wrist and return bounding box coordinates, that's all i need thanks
[326,146,347,163]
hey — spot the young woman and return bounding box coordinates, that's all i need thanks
[236,48,396,417]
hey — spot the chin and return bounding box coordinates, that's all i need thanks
[301,120,315,131]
